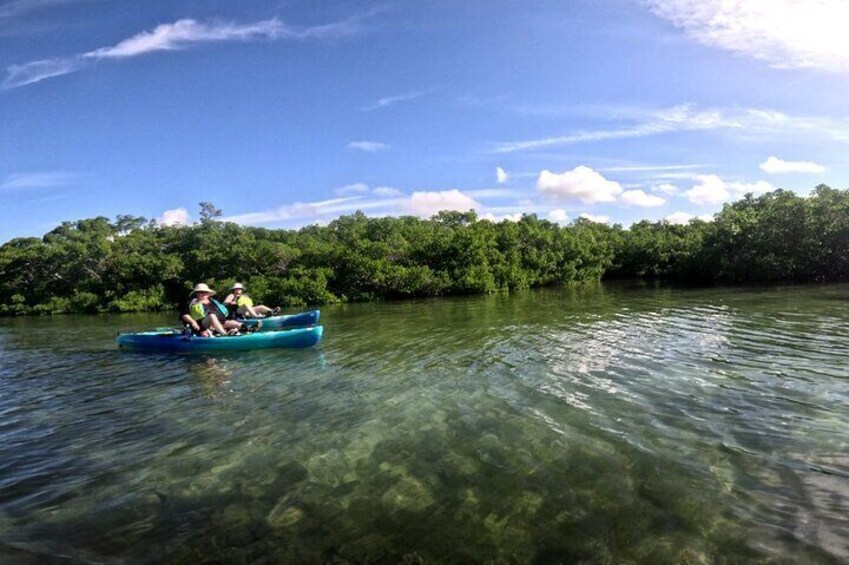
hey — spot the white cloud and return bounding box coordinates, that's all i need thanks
[481,212,522,222]
[361,88,434,111]
[547,209,569,223]
[665,211,694,225]
[653,183,679,195]
[348,141,388,152]
[334,182,370,195]
[372,186,401,197]
[157,207,190,226]
[333,183,402,197]
[619,189,665,207]
[3,58,85,89]
[646,0,849,74]
[496,166,508,184]
[603,164,704,172]
[492,104,849,154]
[759,156,826,174]
[665,211,714,225]
[85,19,283,59]
[579,213,610,224]
[0,172,76,189]
[403,189,480,218]
[685,175,776,205]
[537,165,623,204]
[3,16,361,89]
[0,0,85,19]
[222,196,370,225]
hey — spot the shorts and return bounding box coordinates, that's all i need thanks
[199,313,224,330]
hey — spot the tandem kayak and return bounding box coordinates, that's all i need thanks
[117,325,323,352]
[238,309,319,331]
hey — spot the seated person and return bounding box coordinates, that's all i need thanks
[223,283,279,319]
[181,283,244,336]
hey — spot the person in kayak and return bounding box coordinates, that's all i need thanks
[181,283,243,336]
[223,283,280,319]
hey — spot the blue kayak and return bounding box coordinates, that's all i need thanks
[239,309,319,331]
[117,325,323,352]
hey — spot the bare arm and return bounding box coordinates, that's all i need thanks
[181,313,200,331]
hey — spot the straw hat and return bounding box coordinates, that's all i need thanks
[231,283,246,291]
[189,283,216,296]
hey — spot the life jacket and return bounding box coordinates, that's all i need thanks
[236,294,254,308]
[189,298,228,320]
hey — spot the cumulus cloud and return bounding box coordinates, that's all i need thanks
[402,189,480,218]
[646,0,849,73]
[759,156,826,174]
[348,141,388,152]
[547,209,569,223]
[619,189,665,207]
[653,183,679,195]
[496,166,508,184]
[537,166,623,204]
[481,212,523,223]
[157,207,190,226]
[579,213,610,224]
[3,16,362,89]
[665,211,715,225]
[685,175,775,205]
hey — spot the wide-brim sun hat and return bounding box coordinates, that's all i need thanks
[231,283,246,291]
[189,283,216,296]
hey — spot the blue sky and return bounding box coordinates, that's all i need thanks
[2,0,849,241]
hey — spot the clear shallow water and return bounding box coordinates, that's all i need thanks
[1,283,847,563]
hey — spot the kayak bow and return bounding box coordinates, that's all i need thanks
[239,309,319,331]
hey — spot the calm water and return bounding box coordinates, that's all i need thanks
[1,283,847,563]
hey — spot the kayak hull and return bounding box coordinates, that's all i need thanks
[239,310,319,331]
[117,325,323,352]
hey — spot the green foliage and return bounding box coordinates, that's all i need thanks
[1,186,846,315]
[108,285,169,313]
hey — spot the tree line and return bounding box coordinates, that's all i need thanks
[0,184,846,315]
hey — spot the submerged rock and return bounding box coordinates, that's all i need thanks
[267,495,305,529]
[381,476,435,513]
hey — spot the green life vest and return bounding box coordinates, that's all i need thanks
[236,295,254,308]
[189,299,208,321]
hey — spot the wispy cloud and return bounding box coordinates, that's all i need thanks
[0,0,88,19]
[361,88,435,111]
[646,0,849,74]
[601,164,705,172]
[348,140,388,152]
[491,104,849,153]
[3,15,364,89]
[0,172,78,189]
[220,196,386,225]
[332,182,402,197]
[333,182,370,195]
